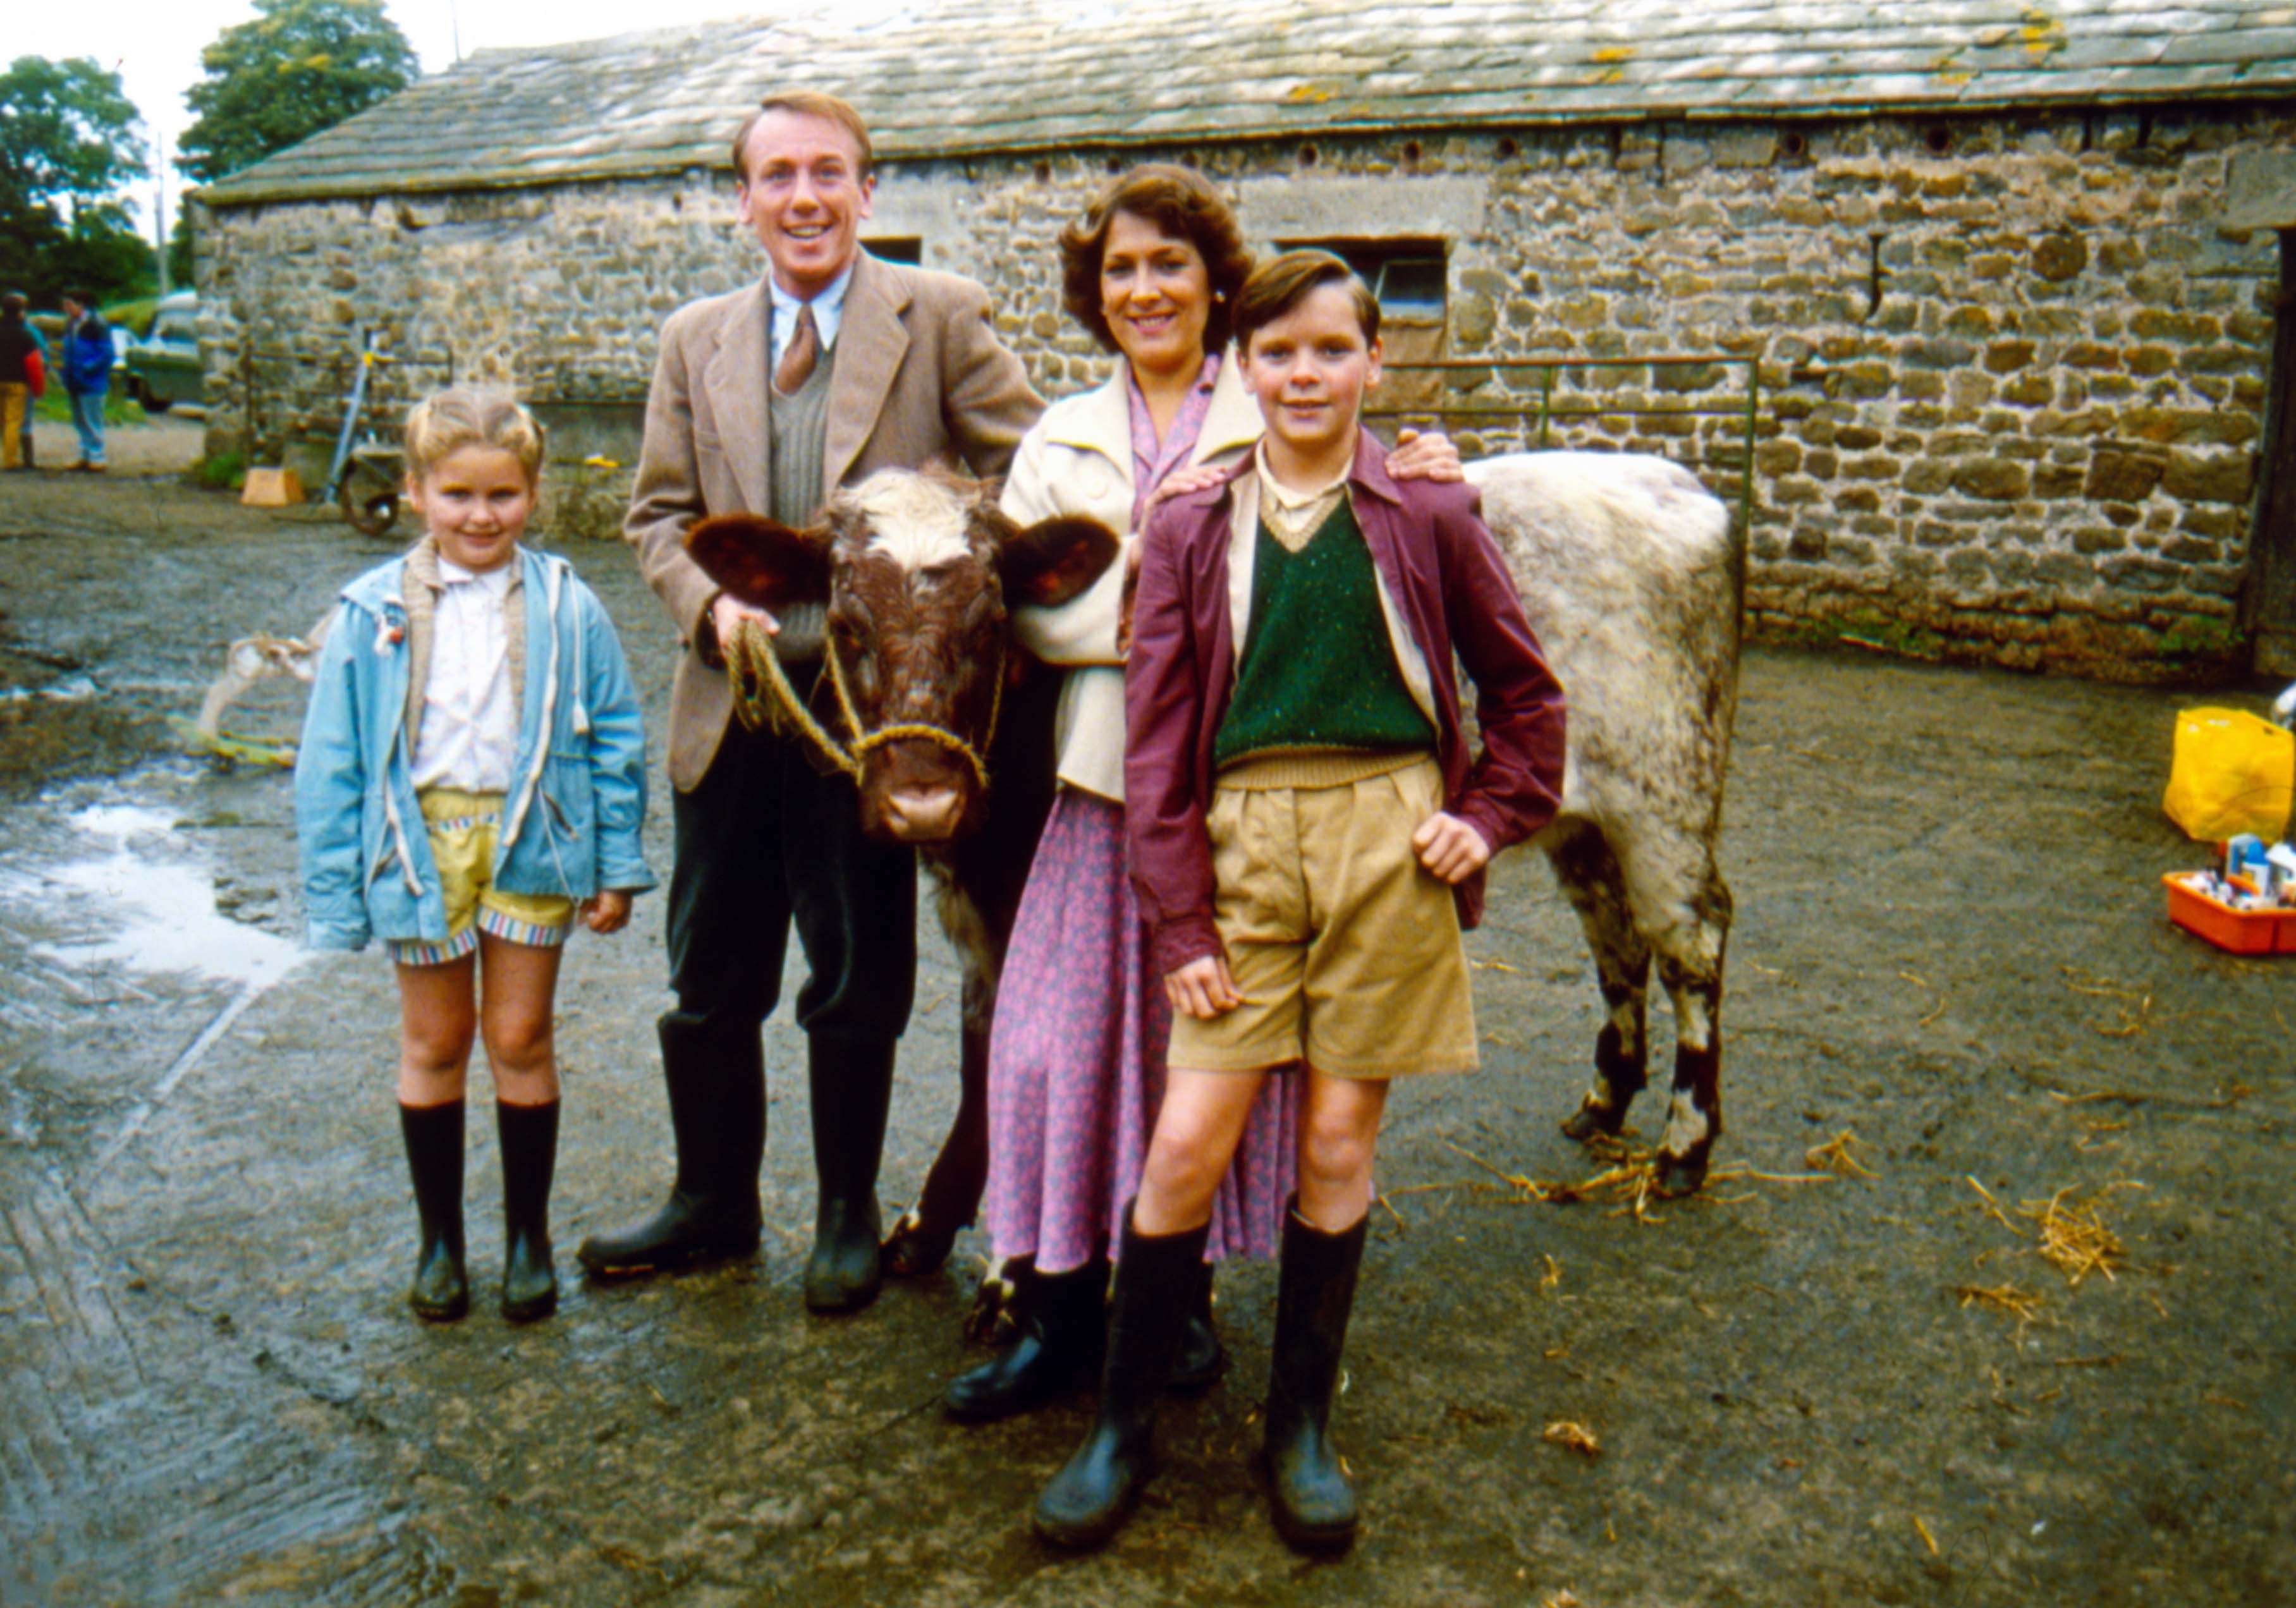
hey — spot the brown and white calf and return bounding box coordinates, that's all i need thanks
[1467,451,1740,1193]
[685,470,1119,1270]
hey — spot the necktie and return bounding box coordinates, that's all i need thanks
[776,304,819,396]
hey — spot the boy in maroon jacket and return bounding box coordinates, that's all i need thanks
[1032,251,1567,1553]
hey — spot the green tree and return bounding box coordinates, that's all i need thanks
[0,56,154,303]
[178,0,418,186]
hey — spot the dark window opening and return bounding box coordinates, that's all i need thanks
[1276,238,1450,325]
[866,236,923,265]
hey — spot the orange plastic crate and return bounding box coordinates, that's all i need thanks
[2163,872,2296,955]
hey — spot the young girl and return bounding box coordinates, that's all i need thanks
[1032,253,1566,1551]
[296,388,653,1324]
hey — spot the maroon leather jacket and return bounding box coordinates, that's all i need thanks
[1125,432,1568,978]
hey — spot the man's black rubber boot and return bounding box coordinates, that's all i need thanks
[1171,1260,1227,1391]
[945,1257,1109,1422]
[803,1034,897,1313]
[498,1099,561,1323]
[1263,1198,1367,1554]
[575,1013,764,1277]
[398,1099,469,1322]
[1032,1207,1209,1550]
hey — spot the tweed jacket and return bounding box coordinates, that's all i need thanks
[626,251,1043,789]
[1125,432,1569,978]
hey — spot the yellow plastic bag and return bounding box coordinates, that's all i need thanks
[2163,707,2294,842]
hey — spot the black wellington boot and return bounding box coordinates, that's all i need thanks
[944,1257,1109,1422]
[1032,1207,1209,1550]
[398,1100,468,1322]
[498,1099,560,1323]
[803,1034,896,1313]
[575,1013,764,1277]
[1169,1260,1227,1391]
[1263,1198,1367,1553]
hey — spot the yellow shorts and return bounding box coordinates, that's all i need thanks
[1167,753,1479,1080]
[388,788,574,967]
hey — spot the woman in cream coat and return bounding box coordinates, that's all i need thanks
[946,165,1455,1421]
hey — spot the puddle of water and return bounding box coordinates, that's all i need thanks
[13,800,307,990]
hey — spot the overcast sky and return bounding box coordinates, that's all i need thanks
[15,0,791,236]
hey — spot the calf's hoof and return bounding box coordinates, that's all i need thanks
[1655,1144,1712,1197]
[1560,1090,1636,1143]
[880,1205,959,1279]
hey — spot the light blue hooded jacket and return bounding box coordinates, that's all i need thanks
[295,542,654,951]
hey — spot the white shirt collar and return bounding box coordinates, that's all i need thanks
[437,554,514,590]
[771,258,858,370]
[1253,440,1353,509]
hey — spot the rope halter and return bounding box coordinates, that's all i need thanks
[724,618,1003,796]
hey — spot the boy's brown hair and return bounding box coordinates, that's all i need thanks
[403,388,546,484]
[1231,250,1381,355]
[730,90,874,183]
[1058,164,1254,355]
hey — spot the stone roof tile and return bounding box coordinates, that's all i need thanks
[200,0,2296,205]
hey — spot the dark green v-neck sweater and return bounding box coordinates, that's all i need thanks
[1213,496,1436,769]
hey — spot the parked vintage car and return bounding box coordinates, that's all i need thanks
[123,293,203,413]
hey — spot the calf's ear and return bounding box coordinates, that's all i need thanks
[686,515,833,613]
[989,511,1121,608]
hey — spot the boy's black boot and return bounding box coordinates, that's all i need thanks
[498,1099,560,1323]
[398,1100,468,1322]
[944,1257,1109,1422]
[1171,1260,1226,1391]
[803,1033,896,1313]
[1263,1198,1367,1553]
[575,1013,764,1276]
[1032,1207,1209,1550]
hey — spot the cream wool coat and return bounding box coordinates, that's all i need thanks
[999,355,1264,801]
[626,252,1042,790]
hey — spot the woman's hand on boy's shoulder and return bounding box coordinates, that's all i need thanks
[581,889,634,934]
[1412,811,1492,884]
[1389,428,1465,484]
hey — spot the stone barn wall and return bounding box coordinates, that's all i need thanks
[196,100,2293,675]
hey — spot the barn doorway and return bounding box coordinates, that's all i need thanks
[2247,229,2296,674]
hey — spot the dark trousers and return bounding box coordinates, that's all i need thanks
[666,712,917,1042]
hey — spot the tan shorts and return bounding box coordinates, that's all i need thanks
[389,788,575,967]
[1168,752,1478,1080]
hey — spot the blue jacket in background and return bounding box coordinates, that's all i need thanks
[62,317,113,396]
[295,542,656,952]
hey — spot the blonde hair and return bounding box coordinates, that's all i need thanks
[402,388,546,484]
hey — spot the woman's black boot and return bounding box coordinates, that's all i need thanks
[398,1100,468,1322]
[944,1257,1109,1422]
[1032,1207,1208,1550]
[498,1099,560,1323]
[1264,1198,1367,1552]
[1170,1260,1226,1391]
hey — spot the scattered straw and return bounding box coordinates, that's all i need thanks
[1540,1253,1563,1292]
[1955,1282,2044,1332]
[1440,1137,1831,1226]
[1965,1176,2021,1236]
[1544,1422,1602,1459]
[1544,1593,1584,1608]
[1913,1516,1939,1557]
[1805,1130,1878,1178]
[2019,1188,2127,1288]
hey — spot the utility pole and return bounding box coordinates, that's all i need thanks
[154,135,170,298]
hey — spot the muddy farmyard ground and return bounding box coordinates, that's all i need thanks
[1,427,2291,1608]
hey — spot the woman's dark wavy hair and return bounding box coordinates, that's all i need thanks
[1058,164,1254,356]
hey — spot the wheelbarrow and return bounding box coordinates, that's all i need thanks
[337,441,406,537]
